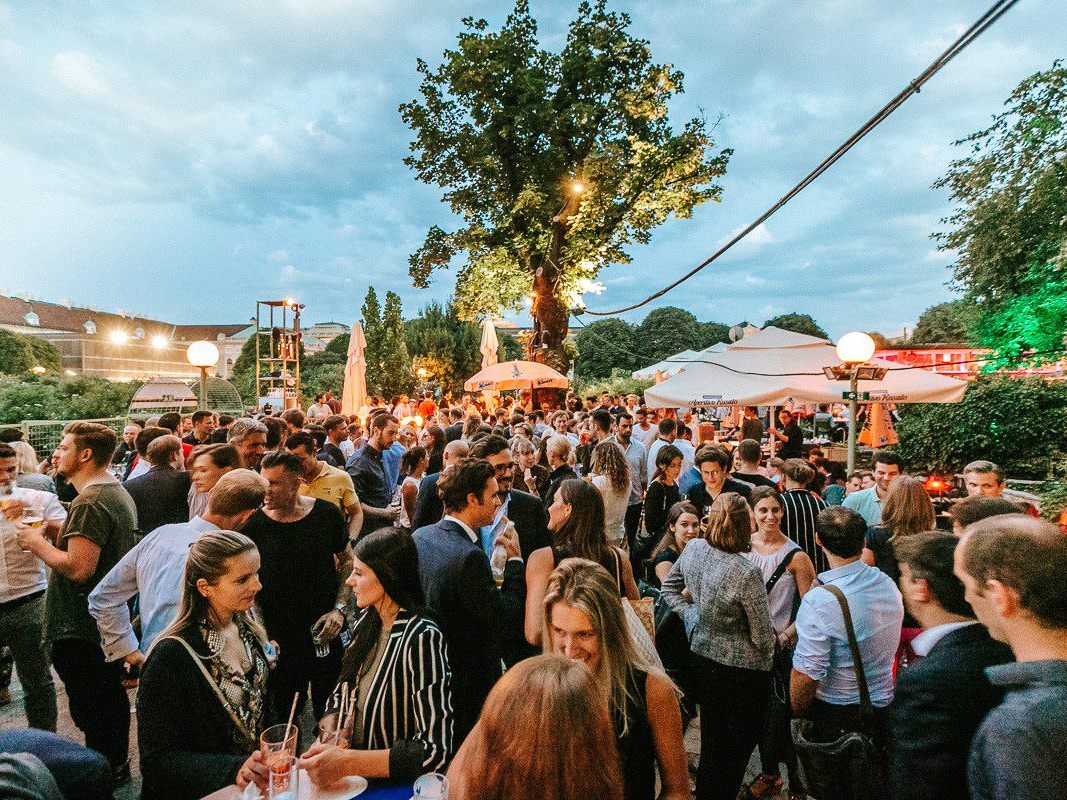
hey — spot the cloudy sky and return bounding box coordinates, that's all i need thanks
[0,0,1062,338]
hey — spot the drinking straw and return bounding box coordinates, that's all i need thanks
[284,692,299,744]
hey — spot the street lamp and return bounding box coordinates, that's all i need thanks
[824,332,885,473]
[186,341,220,411]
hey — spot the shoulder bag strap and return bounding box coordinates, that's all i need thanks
[611,547,623,591]
[764,547,800,594]
[159,636,257,747]
[822,584,874,720]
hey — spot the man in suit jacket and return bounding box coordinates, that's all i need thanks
[122,435,190,536]
[443,408,465,443]
[411,440,470,531]
[889,532,1013,800]
[413,458,524,740]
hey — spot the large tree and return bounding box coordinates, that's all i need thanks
[405,299,483,394]
[934,62,1067,365]
[636,307,702,364]
[378,292,415,399]
[401,0,729,373]
[762,312,828,340]
[910,300,979,345]
[574,318,636,379]
[0,329,61,375]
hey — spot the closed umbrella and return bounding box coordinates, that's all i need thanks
[341,321,367,416]
[479,319,499,369]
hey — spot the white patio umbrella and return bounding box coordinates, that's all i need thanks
[479,319,499,369]
[341,321,367,416]
[644,326,967,408]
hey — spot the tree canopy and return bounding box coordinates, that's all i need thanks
[574,318,636,379]
[635,307,703,365]
[401,0,729,372]
[0,329,62,375]
[934,62,1067,365]
[405,299,483,395]
[910,300,979,345]
[762,313,828,340]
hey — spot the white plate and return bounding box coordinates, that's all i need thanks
[312,774,368,799]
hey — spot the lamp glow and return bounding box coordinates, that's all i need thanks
[570,181,585,194]
[30,365,46,375]
[151,334,169,349]
[836,332,875,364]
[186,341,220,368]
[109,330,129,345]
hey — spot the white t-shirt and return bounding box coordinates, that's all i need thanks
[592,474,629,547]
[0,487,67,603]
[631,423,658,449]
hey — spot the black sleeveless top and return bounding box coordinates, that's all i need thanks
[551,546,625,595]
[613,667,656,800]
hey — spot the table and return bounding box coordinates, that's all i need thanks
[201,772,409,800]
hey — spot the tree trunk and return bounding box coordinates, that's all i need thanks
[529,222,572,376]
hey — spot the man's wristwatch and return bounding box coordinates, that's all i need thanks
[333,603,347,616]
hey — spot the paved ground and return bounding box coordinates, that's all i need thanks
[3,670,795,799]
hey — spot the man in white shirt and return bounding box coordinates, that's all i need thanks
[631,407,658,448]
[87,470,266,671]
[0,443,66,730]
[841,450,905,526]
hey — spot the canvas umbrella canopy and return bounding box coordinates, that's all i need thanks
[341,321,368,416]
[632,342,727,380]
[479,319,499,369]
[464,360,570,392]
[644,326,967,408]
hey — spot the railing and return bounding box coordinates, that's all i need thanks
[0,417,127,459]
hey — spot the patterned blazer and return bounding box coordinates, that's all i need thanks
[339,609,454,781]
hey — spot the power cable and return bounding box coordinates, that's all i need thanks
[582,0,1021,317]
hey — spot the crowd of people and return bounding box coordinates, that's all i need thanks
[0,390,1063,800]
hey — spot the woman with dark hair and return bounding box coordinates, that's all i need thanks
[186,444,242,519]
[650,502,701,588]
[447,654,624,800]
[300,527,452,787]
[661,493,775,800]
[419,425,446,475]
[398,446,428,532]
[137,531,270,800]
[524,479,640,647]
[639,445,684,570]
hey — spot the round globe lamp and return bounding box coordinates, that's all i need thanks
[836,331,875,365]
[187,341,220,410]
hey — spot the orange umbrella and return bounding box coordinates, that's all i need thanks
[464,360,569,392]
[858,402,898,448]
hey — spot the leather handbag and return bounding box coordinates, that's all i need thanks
[790,584,890,800]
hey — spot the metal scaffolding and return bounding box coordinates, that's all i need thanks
[254,300,303,411]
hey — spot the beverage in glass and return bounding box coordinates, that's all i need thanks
[412,772,449,799]
[317,711,353,749]
[260,723,298,771]
[267,754,300,800]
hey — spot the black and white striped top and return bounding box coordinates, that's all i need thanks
[779,489,829,573]
[337,609,453,780]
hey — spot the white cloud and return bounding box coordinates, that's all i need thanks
[267,249,289,262]
[50,51,110,96]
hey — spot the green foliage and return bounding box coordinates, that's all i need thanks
[976,253,1067,367]
[1036,465,1067,525]
[574,318,636,379]
[497,331,523,362]
[377,292,415,399]
[301,363,346,402]
[305,334,350,371]
[405,300,482,394]
[895,376,1067,480]
[0,374,137,425]
[762,313,828,339]
[362,288,384,394]
[700,321,731,349]
[573,369,653,400]
[910,300,979,345]
[635,307,702,364]
[401,0,730,369]
[0,330,62,374]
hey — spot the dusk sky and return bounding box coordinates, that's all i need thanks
[1,1,1062,339]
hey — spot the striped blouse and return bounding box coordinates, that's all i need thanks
[779,489,829,573]
[336,609,454,780]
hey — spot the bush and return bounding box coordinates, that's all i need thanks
[572,369,654,401]
[0,374,138,425]
[895,375,1067,480]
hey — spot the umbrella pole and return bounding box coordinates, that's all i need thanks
[768,406,776,460]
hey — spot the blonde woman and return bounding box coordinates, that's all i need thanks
[542,559,689,800]
[447,654,623,800]
[137,531,270,800]
[541,435,578,506]
[590,440,631,549]
[11,440,54,493]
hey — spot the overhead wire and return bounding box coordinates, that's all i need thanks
[581,0,1021,317]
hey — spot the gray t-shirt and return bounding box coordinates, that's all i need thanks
[44,481,137,644]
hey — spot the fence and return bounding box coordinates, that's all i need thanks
[0,417,126,460]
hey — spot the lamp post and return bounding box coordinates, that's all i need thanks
[833,332,876,474]
[186,341,220,411]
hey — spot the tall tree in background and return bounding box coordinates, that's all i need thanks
[401,0,729,373]
[762,312,828,339]
[910,300,979,344]
[574,318,636,379]
[361,287,384,395]
[379,292,414,398]
[934,62,1067,365]
[405,299,482,394]
[636,307,702,364]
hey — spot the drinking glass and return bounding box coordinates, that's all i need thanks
[267,754,300,800]
[412,772,449,799]
[317,712,353,748]
[260,724,299,769]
